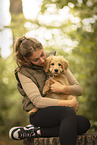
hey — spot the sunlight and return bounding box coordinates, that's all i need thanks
[0,0,11,28]
[22,0,43,20]
[0,0,12,58]
[25,27,52,45]
[25,27,78,53]
[38,6,71,26]
[1,0,95,58]
[0,28,13,58]
[82,17,95,32]
[24,2,79,52]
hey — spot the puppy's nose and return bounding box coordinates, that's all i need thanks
[54,69,58,73]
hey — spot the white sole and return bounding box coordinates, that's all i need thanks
[9,126,22,140]
[9,125,34,140]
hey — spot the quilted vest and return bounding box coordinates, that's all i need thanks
[15,51,56,112]
[15,66,47,112]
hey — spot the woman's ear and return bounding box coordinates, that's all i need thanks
[62,58,69,74]
[44,55,53,73]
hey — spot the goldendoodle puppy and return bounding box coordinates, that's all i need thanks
[43,55,78,112]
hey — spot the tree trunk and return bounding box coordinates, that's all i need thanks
[23,132,97,145]
[10,0,22,14]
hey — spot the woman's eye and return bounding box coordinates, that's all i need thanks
[58,63,61,66]
[51,63,54,66]
[33,58,39,62]
[41,53,44,57]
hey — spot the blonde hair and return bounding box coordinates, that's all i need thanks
[14,36,43,67]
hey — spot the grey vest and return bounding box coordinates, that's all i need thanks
[15,51,56,112]
[15,66,47,112]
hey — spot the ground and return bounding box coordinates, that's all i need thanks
[0,135,23,145]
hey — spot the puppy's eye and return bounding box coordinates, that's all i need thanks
[51,63,54,66]
[58,63,61,66]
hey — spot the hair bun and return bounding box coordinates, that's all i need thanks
[19,37,33,56]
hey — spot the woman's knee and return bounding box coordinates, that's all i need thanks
[77,115,90,135]
[60,106,76,119]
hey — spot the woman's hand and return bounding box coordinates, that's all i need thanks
[50,80,64,93]
[50,79,70,94]
[69,97,79,112]
[58,97,79,112]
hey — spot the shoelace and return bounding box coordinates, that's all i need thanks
[18,129,34,139]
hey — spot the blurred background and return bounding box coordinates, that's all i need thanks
[0,0,97,144]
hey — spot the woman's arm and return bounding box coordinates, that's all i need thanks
[58,97,78,107]
[18,72,78,108]
[65,69,83,96]
[18,72,58,108]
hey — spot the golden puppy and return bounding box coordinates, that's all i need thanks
[43,55,69,99]
[43,55,78,112]
[29,55,78,115]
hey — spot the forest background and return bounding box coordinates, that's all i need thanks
[0,0,97,144]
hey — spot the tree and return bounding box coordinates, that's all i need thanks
[10,0,27,39]
[10,0,22,14]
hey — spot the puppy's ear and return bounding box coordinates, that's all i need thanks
[44,55,53,73]
[62,58,69,74]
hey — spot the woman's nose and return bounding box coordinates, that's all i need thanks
[40,57,45,63]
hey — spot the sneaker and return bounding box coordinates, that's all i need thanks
[9,124,40,140]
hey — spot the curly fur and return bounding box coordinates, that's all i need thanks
[42,55,78,111]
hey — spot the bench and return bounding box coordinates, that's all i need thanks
[23,132,97,145]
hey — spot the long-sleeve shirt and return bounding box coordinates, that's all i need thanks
[18,68,83,109]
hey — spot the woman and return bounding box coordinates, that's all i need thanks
[9,36,90,145]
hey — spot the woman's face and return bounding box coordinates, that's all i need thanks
[29,49,46,67]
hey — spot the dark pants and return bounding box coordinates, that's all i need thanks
[29,106,90,145]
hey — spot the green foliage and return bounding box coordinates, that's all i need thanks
[0,54,28,134]
[41,0,97,131]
